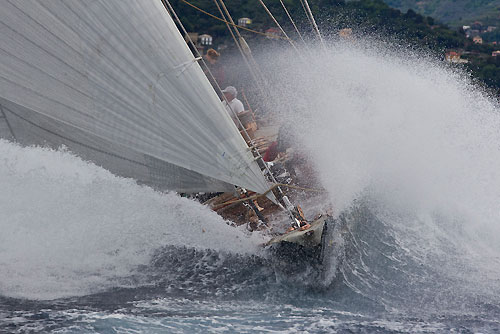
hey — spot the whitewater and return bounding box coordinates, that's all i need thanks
[2,39,500,333]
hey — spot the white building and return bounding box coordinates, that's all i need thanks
[238,17,252,27]
[198,34,213,46]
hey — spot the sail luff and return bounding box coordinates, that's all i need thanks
[0,0,273,196]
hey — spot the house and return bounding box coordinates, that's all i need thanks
[487,26,497,32]
[184,32,205,53]
[238,17,252,27]
[339,28,352,38]
[198,34,213,46]
[445,51,460,62]
[492,51,500,57]
[265,27,282,39]
[473,36,483,44]
[445,51,469,63]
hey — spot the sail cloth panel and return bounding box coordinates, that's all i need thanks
[0,97,235,193]
[0,0,272,195]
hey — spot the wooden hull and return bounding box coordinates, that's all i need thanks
[265,216,334,266]
[265,216,328,248]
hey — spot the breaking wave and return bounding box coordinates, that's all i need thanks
[256,38,500,314]
[0,140,265,300]
[2,36,500,333]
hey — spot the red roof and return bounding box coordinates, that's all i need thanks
[265,27,281,34]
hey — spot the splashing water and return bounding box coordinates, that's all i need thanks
[2,36,500,332]
[0,140,265,300]
[257,38,500,310]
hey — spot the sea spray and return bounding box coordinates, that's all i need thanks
[251,38,500,310]
[0,140,265,300]
[1,38,500,333]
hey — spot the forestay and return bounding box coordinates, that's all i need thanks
[0,0,273,195]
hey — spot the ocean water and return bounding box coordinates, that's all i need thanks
[2,39,500,333]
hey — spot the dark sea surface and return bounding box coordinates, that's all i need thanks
[2,202,499,333]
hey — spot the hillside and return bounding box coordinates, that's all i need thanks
[170,0,499,89]
[171,0,467,47]
[381,0,500,27]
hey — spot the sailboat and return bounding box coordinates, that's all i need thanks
[0,0,333,262]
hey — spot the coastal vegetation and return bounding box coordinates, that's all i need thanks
[381,0,500,28]
[170,0,500,90]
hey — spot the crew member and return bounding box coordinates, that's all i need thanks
[202,48,225,90]
[221,86,245,127]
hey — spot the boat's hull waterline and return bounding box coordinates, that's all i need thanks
[266,216,334,267]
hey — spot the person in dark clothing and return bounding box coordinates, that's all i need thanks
[263,125,294,162]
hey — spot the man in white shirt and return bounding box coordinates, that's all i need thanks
[221,86,245,127]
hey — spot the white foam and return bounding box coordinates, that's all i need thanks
[259,39,500,289]
[0,141,264,300]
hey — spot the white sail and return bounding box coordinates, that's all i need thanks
[0,0,272,195]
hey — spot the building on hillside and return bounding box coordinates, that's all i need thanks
[238,17,252,27]
[445,51,468,63]
[445,51,460,62]
[473,36,483,44]
[492,50,500,57]
[198,34,213,46]
[184,32,205,54]
[339,28,353,38]
[265,27,282,40]
[487,26,497,32]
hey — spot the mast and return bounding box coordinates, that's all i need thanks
[165,0,311,225]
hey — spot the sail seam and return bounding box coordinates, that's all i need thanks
[3,102,150,167]
[0,103,16,140]
[1,5,196,152]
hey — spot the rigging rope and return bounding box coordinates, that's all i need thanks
[300,0,326,49]
[279,0,307,46]
[210,0,286,203]
[211,183,326,210]
[161,0,260,168]
[214,0,268,92]
[211,0,261,91]
[162,0,246,126]
[162,0,290,212]
[179,0,290,41]
[298,0,314,30]
[257,0,299,52]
